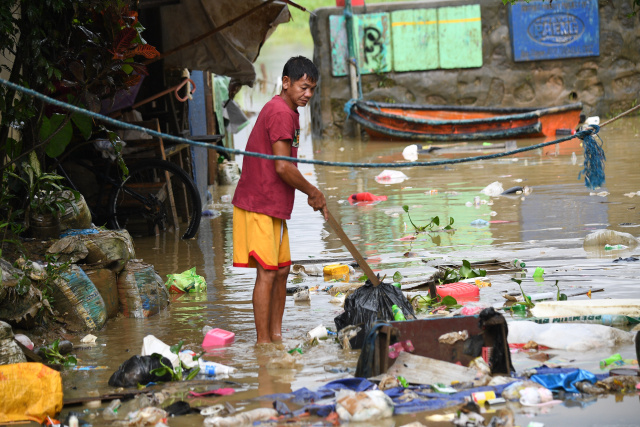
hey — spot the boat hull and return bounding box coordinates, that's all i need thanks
[349,101,583,142]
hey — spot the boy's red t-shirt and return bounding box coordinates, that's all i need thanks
[232,95,300,220]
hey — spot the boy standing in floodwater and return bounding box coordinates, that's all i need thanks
[232,56,328,344]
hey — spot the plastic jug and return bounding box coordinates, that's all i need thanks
[202,328,235,348]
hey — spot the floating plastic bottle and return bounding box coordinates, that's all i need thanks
[600,353,623,370]
[198,360,236,376]
[513,259,526,268]
[605,244,628,250]
[392,305,406,321]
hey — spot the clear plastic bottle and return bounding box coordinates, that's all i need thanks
[102,399,121,420]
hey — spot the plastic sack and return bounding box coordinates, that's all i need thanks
[117,261,169,318]
[165,267,207,293]
[335,389,394,422]
[108,355,173,387]
[480,181,504,197]
[508,320,635,351]
[82,267,119,319]
[0,363,63,423]
[531,369,597,394]
[375,170,409,184]
[52,265,107,331]
[204,408,278,427]
[0,321,27,364]
[335,282,415,349]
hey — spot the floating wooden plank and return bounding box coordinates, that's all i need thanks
[390,9,438,72]
[386,352,477,385]
[437,5,482,69]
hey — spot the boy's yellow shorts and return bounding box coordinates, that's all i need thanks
[232,207,291,270]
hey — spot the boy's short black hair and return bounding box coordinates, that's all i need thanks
[282,56,318,83]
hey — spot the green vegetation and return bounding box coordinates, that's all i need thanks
[150,340,202,382]
[42,339,77,367]
[403,205,454,233]
[439,260,487,284]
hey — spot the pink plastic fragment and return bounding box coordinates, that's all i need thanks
[188,388,236,397]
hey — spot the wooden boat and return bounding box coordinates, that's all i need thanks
[348,100,583,142]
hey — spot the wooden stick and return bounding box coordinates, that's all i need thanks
[326,210,381,287]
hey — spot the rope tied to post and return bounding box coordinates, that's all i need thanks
[577,124,606,189]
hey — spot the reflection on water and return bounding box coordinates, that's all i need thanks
[60,117,640,425]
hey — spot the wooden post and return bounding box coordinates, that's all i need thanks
[204,71,218,186]
[344,0,361,140]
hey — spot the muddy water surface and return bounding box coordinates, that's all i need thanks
[59,116,640,426]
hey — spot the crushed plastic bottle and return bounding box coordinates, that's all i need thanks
[103,399,121,420]
[392,305,406,321]
[605,244,628,250]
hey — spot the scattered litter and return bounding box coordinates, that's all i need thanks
[307,325,328,340]
[330,293,346,305]
[375,170,409,184]
[266,353,301,370]
[14,333,34,350]
[613,257,639,262]
[470,219,489,226]
[348,192,387,204]
[605,244,628,250]
[480,181,504,197]
[293,288,310,302]
[124,407,167,426]
[402,144,419,161]
[508,321,636,351]
[198,359,236,376]
[204,408,277,427]
[335,389,394,422]
[165,267,206,293]
[80,334,97,344]
[438,330,469,345]
[589,191,610,197]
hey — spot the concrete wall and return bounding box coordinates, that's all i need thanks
[310,0,640,138]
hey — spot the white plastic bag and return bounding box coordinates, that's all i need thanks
[375,170,409,184]
[402,144,419,162]
[204,408,278,426]
[140,335,196,369]
[508,321,635,352]
[480,181,504,197]
[335,390,394,422]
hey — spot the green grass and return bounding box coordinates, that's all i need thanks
[268,0,408,46]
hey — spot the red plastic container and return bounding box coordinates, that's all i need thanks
[202,328,235,348]
[436,281,480,302]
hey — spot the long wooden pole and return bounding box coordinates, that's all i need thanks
[327,210,381,287]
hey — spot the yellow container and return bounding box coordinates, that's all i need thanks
[323,264,350,282]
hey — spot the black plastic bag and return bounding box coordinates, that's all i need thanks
[334,281,415,349]
[165,401,193,416]
[108,355,173,387]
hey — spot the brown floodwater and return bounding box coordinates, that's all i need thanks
[56,113,640,426]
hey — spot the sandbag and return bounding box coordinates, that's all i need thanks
[83,230,136,273]
[0,363,63,423]
[82,267,119,319]
[117,261,169,318]
[108,355,173,387]
[52,265,107,331]
[58,190,92,231]
[165,267,206,293]
[0,321,26,365]
[46,236,89,263]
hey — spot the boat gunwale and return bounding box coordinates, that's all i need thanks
[350,111,544,141]
[354,101,583,127]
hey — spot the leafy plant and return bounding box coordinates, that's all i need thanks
[554,280,568,301]
[439,260,486,284]
[403,205,454,233]
[150,340,201,382]
[511,278,535,309]
[43,339,77,367]
[393,271,403,283]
